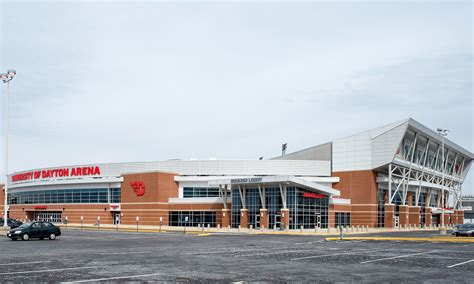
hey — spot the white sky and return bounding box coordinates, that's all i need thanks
[0,1,473,194]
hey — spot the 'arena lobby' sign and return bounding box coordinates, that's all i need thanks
[11,166,102,183]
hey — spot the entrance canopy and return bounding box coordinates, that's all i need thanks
[208,175,340,197]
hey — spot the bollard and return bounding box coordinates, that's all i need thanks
[227,225,230,232]
[249,225,253,232]
[136,216,139,232]
[217,224,221,229]
[327,227,331,233]
[238,225,241,232]
[300,225,304,233]
[339,226,344,240]
[314,226,318,233]
[273,225,277,232]
[80,216,83,230]
[198,224,201,228]
[207,224,210,230]
[202,225,204,233]
[98,216,101,231]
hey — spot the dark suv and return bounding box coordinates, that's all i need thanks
[7,221,61,241]
[453,223,474,237]
[0,218,23,229]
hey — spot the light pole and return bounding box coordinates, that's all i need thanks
[437,128,449,229]
[1,70,16,228]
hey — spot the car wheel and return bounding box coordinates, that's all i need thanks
[49,233,56,240]
[39,237,44,240]
[22,234,29,241]
[456,233,460,237]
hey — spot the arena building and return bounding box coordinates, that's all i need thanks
[1,118,472,229]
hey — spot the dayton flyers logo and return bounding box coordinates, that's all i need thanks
[130,181,146,196]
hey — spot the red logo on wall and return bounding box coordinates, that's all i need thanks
[130,181,146,196]
[303,192,325,199]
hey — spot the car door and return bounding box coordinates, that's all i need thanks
[42,222,53,237]
[30,222,42,238]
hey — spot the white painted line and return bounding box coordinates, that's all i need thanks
[63,272,162,283]
[447,259,474,268]
[0,261,52,266]
[238,249,329,258]
[100,251,152,255]
[291,249,383,261]
[0,266,96,276]
[186,248,268,255]
[360,250,438,264]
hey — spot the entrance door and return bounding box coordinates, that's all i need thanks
[113,212,121,225]
[316,214,322,228]
[255,215,260,229]
[394,216,400,228]
[274,214,281,229]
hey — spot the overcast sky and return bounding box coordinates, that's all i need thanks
[0,1,473,194]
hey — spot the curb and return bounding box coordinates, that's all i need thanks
[325,237,474,243]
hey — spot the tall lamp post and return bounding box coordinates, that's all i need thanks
[1,70,16,227]
[437,128,449,229]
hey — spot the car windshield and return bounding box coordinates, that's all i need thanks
[460,224,474,229]
[17,222,33,229]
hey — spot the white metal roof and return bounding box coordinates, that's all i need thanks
[208,175,340,196]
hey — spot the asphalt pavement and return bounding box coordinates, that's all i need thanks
[0,229,473,282]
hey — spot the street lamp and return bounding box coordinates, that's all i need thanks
[437,128,449,229]
[1,69,16,228]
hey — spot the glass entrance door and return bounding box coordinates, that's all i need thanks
[274,214,281,229]
[255,215,260,229]
[113,212,121,225]
[34,211,62,223]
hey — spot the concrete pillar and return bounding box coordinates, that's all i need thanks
[281,209,290,230]
[221,209,231,228]
[240,209,248,229]
[399,205,409,227]
[408,206,421,226]
[425,207,432,227]
[259,209,268,229]
[384,204,395,228]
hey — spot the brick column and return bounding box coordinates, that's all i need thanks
[408,206,421,226]
[443,213,450,226]
[455,210,464,224]
[240,209,248,228]
[407,192,413,206]
[221,209,230,228]
[425,207,432,226]
[399,205,409,227]
[329,204,336,228]
[384,204,395,228]
[259,209,268,229]
[281,209,290,230]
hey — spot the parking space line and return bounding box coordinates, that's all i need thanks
[0,266,96,276]
[63,272,163,283]
[236,248,342,258]
[291,249,383,261]
[360,250,438,264]
[0,261,52,266]
[186,248,268,255]
[447,259,474,268]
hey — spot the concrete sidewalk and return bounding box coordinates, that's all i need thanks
[55,223,448,236]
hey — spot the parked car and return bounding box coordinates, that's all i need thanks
[0,218,23,229]
[7,221,61,241]
[453,223,474,237]
[451,224,463,235]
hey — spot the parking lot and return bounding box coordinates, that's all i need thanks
[0,229,473,282]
